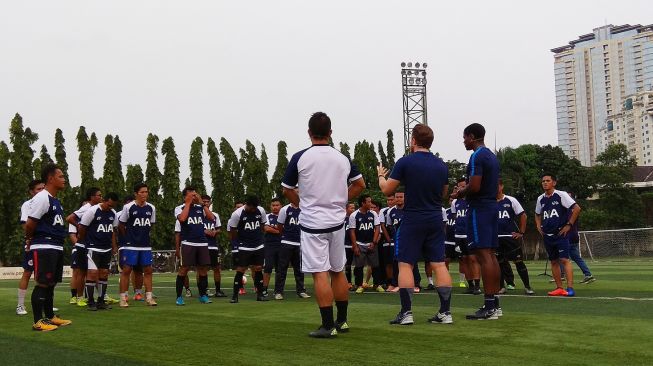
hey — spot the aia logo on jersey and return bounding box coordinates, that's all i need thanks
[498,210,510,219]
[543,209,559,220]
[288,217,299,226]
[96,224,113,232]
[133,218,152,227]
[187,216,204,225]
[244,221,260,231]
[204,222,216,231]
[53,214,64,226]
[457,209,467,218]
[358,222,374,231]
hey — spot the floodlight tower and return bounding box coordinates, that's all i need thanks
[400,61,428,153]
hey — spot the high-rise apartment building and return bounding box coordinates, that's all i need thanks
[552,24,653,166]
[600,91,653,165]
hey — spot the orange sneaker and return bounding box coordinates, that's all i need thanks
[548,288,568,296]
[134,293,144,301]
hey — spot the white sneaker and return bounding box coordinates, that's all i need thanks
[428,312,453,324]
[16,304,28,315]
[496,307,503,317]
[274,293,284,300]
[297,292,311,299]
[53,307,59,312]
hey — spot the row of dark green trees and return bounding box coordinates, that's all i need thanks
[0,113,645,264]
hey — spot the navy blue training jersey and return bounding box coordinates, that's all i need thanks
[466,146,499,208]
[265,213,282,247]
[344,216,352,248]
[204,212,221,249]
[119,201,156,249]
[278,204,301,244]
[175,204,209,244]
[389,151,448,220]
[228,206,267,250]
[497,195,525,236]
[348,210,380,244]
[28,190,67,249]
[385,206,404,240]
[79,204,118,251]
[452,199,468,237]
[535,190,576,235]
[445,208,456,243]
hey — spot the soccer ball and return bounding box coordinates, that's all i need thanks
[242,275,248,285]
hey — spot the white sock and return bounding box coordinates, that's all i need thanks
[427,277,434,286]
[459,273,466,282]
[121,292,128,299]
[18,288,27,306]
[146,292,153,300]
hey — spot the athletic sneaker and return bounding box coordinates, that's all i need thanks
[566,287,576,297]
[362,282,372,289]
[104,295,119,305]
[262,290,269,297]
[298,292,311,298]
[145,298,157,306]
[375,286,385,293]
[355,286,364,294]
[549,277,566,283]
[389,311,414,325]
[76,298,88,307]
[335,321,350,333]
[506,284,516,290]
[308,326,337,338]
[119,297,129,308]
[256,295,269,302]
[495,307,503,317]
[87,303,98,311]
[525,287,535,295]
[16,304,28,315]
[548,288,568,297]
[33,319,58,332]
[176,296,185,306]
[498,288,507,294]
[96,302,111,310]
[239,288,246,295]
[472,288,482,295]
[465,306,499,320]
[428,312,453,324]
[69,296,77,305]
[49,315,72,326]
[214,290,227,298]
[580,276,596,284]
[134,293,144,301]
[425,284,436,291]
[199,295,212,304]
[459,281,467,288]
[389,286,399,293]
[185,288,193,297]
[274,293,284,300]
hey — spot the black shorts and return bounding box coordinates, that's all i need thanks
[445,243,460,260]
[71,246,88,270]
[264,245,281,274]
[180,245,210,267]
[345,247,353,266]
[455,238,470,256]
[32,249,64,286]
[237,248,264,267]
[498,237,523,261]
[382,244,395,263]
[88,250,112,270]
[209,249,222,267]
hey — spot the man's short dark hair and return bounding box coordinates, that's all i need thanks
[123,194,135,204]
[456,177,466,184]
[245,195,260,207]
[133,182,148,193]
[308,112,331,139]
[411,124,434,149]
[28,179,43,191]
[182,186,195,197]
[463,123,486,139]
[542,173,557,181]
[371,200,381,208]
[358,194,371,206]
[85,187,101,200]
[40,163,59,183]
[271,197,281,204]
[201,194,211,201]
[234,199,244,207]
[104,192,119,202]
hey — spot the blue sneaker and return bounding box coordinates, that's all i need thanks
[176,296,185,306]
[199,295,212,304]
[566,287,576,297]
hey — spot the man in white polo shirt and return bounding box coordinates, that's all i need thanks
[282,112,365,338]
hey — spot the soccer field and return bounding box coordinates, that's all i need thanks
[1,261,652,366]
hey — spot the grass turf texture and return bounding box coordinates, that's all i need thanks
[1,260,652,366]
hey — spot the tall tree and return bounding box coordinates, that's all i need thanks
[125,164,144,194]
[339,142,351,159]
[54,128,74,213]
[239,140,270,200]
[101,134,124,196]
[0,141,11,263]
[352,140,378,190]
[76,126,98,196]
[386,129,396,169]
[207,138,230,223]
[270,140,288,200]
[145,133,161,203]
[220,138,244,202]
[188,137,206,193]
[158,137,181,249]
[377,141,388,168]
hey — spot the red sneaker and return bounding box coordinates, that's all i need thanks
[239,288,246,295]
[548,288,568,296]
[134,293,144,301]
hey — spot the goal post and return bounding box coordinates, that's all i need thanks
[579,228,653,261]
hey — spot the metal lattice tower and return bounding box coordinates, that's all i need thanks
[400,61,428,153]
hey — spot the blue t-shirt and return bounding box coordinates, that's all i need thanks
[80,204,118,251]
[265,213,282,247]
[228,206,268,250]
[348,210,380,244]
[278,204,301,245]
[445,208,456,243]
[175,204,208,244]
[119,201,156,249]
[452,198,468,237]
[497,195,525,236]
[204,212,221,249]
[466,146,499,208]
[28,190,67,249]
[385,206,404,240]
[535,190,576,235]
[389,151,448,221]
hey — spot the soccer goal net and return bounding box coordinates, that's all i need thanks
[579,228,653,261]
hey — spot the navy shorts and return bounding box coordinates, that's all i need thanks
[466,206,498,250]
[121,249,153,267]
[543,235,570,261]
[395,218,445,264]
[71,246,88,270]
[32,249,64,286]
[382,243,395,263]
[237,248,264,267]
[22,249,34,272]
[264,245,281,274]
[209,249,222,268]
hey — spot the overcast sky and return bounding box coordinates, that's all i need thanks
[1,1,651,187]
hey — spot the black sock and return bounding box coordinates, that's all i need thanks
[71,288,77,298]
[354,267,363,286]
[254,271,263,295]
[44,286,55,318]
[515,261,531,288]
[31,286,46,323]
[473,279,481,290]
[494,295,500,308]
[467,280,474,288]
[345,266,352,284]
[399,288,413,313]
[335,300,348,323]
[86,282,96,305]
[176,275,185,298]
[198,275,208,296]
[98,279,107,303]
[484,295,495,310]
[215,278,221,292]
[233,271,244,298]
[319,306,335,329]
[436,286,452,313]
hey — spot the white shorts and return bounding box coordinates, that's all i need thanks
[300,227,346,273]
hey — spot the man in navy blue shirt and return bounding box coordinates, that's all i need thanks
[349,194,382,294]
[263,198,282,297]
[452,179,481,295]
[535,174,581,297]
[275,199,310,299]
[378,124,453,325]
[453,123,502,320]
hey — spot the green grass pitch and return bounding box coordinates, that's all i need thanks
[1,260,652,366]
